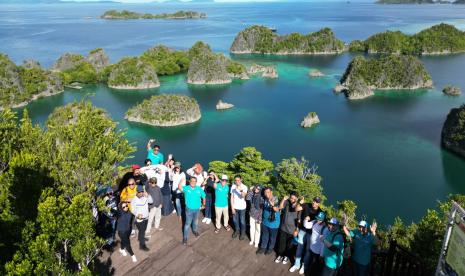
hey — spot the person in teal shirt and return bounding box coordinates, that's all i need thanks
[256,187,281,255]
[213,175,230,233]
[146,139,164,165]
[321,218,344,276]
[343,220,379,276]
[178,176,206,245]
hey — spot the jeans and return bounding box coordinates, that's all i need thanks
[260,224,279,251]
[249,216,261,247]
[173,193,183,217]
[277,230,295,258]
[215,206,229,229]
[304,249,320,271]
[321,265,337,276]
[135,219,148,247]
[294,232,307,268]
[353,261,370,276]
[205,193,213,219]
[183,208,199,240]
[118,230,134,256]
[233,209,246,234]
[146,205,162,234]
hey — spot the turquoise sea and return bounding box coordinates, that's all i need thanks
[1,2,465,224]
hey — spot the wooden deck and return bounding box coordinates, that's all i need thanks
[97,213,298,276]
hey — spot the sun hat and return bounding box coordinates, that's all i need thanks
[328,217,339,225]
[174,162,181,168]
[316,212,326,221]
[359,220,368,228]
[221,175,228,181]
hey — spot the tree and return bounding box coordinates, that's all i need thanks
[228,147,274,186]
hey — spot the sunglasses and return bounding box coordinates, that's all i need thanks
[129,183,135,186]
[122,205,128,208]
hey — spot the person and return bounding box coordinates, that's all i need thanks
[213,175,231,233]
[145,177,163,237]
[171,162,186,219]
[178,176,206,245]
[186,163,208,188]
[342,220,379,276]
[146,139,164,165]
[230,175,248,240]
[131,185,153,251]
[203,170,218,224]
[141,159,156,180]
[120,178,138,236]
[321,218,345,276]
[276,191,302,265]
[103,187,118,245]
[290,211,328,274]
[140,163,167,189]
[246,185,264,248]
[118,164,147,192]
[160,165,174,216]
[117,202,137,263]
[256,187,280,255]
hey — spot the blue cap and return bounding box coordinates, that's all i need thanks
[316,212,326,221]
[329,217,339,225]
[136,185,145,193]
[359,220,368,228]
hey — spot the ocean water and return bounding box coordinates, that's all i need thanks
[1,2,465,224]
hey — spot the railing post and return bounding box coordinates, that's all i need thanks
[384,239,397,276]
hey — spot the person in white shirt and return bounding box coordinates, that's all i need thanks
[186,163,207,188]
[131,185,153,251]
[140,163,167,189]
[170,162,186,220]
[230,175,248,240]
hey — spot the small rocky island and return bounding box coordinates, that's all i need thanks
[230,25,345,55]
[0,54,63,110]
[336,55,433,99]
[248,64,278,78]
[101,10,206,20]
[442,85,462,96]
[108,57,160,89]
[309,69,325,77]
[301,112,320,128]
[216,100,234,110]
[125,94,201,127]
[442,104,465,159]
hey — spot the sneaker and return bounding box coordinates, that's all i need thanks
[254,244,259,248]
[265,250,273,255]
[275,256,284,263]
[193,231,200,238]
[202,217,207,223]
[131,255,137,263]
[131,230,136,237]
[140,245,150,251]
[158,228,163,231]
[249,241,254,246]
[282,257,289,265]
[206,218,211,225]
[289,266,299,273]
[256,248,265,255]
[119,248,127,257]
[232,232,238,239]
[299,267,305,275]
[239,234,245,241]
[182,238,187,245]
[145,234,151,238]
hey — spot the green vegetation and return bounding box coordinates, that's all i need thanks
[101,10,206,20]
[141,45,190,76]
[125,94,201,126]
[226,60,247,75]
[442,85,461,96]
[0,102,134,274]
[340,55,432,89]
[442,104,465,158]
[187,41,232,84]
[107,57,158,88]
[349,23,465,54]
[230,25,345,54]
[53,53,98,85]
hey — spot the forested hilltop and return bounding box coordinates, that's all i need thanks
[101,10,206,20]
[349,23,465,55]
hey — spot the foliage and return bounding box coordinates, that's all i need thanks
[226,61,247,75]
[108,57,158,87]
[61,62,97,84]
[141,45,190,76]
[101,10,206,20]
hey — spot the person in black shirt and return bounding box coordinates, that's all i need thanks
[202,170,218,225]
[118,164,148,193]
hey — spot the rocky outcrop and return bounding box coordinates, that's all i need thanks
[108,57,159,89]
[300,112,320,128]
[442,85,461,96]
[309,70,325,77]
[337,55,433,99]
[248,64,278,78]
[230,25,345,55]
[442,105,465,159]
[86,48,110,72]
[229,72,249,80]
[333,84,346,93]
[22,59,41,69]
[51,53,86,72]
[216,100,234,110]
[187,42,231,85]
[125,94,201,127]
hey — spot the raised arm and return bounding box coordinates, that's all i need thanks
[371,222,380,245]
[147,139,154,150]
[279,195,289,210]
[342,225,352,242]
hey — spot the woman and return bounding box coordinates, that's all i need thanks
[246,185,264,248]
[117,202,137,263]
[161,164,175,216]
[171,162,186,220]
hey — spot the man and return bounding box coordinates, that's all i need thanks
[246,185,264,247]
[170,162,186,219]
[343,220,379,276]
[276,191,302,265]
[145,177,163,238]
[321,218,345,276]
[230,175,248,240]
[290,211,328,274]
[213,175,230,233]
[118,164,147,192]
[131,185,153,251]
[203,170,218,224]
[140,163,167,189]
[178,176,206,245]
[256,187,280,255]
[186,163,207,188]
[146,139,164,165]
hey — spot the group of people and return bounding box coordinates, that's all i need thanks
[105,139,379,275]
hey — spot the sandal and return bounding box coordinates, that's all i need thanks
[214,228,220,234]
[225,226,231,232]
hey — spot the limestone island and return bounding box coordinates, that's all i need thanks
[0,54,63,110]
[216,100,234,110]
[336,55,433,100]
[301,112,320,128]
[125,94,201,127]
[309,69,325,77]
[187,41,248,85]
[108,57,160,90]
[101,10,206,20]
[230,25,345,55]
[247,64,278,78]
[377,0,464,4]
[442,85,462,96]
[349,23,465,55]
[442,104,465,159]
